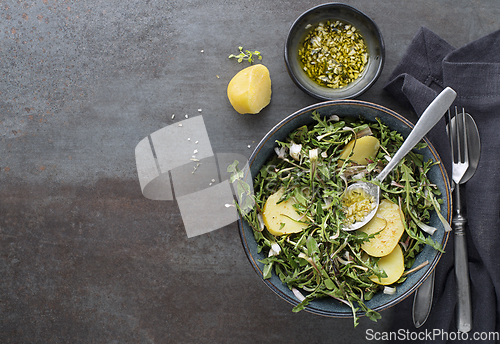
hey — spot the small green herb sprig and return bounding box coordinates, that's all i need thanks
[229,46,262,64]
[230,111,448,327]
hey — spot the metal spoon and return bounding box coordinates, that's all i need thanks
[343,87,457,231]
[412,111,481,328]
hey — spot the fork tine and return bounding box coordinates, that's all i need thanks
[446,108,455,163]
[461,108,468,164]
[455,107,461,163]
[455,107,469,163]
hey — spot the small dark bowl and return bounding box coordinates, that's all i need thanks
[285,3,385,100]
[239,100,451,317]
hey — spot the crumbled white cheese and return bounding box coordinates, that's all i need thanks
[383,286,397,295]
[290,142,302,161]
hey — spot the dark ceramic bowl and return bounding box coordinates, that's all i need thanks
[285,3,385,100]
[238,100,451,317]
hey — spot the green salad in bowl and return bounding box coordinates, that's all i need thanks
[235,100,451,326]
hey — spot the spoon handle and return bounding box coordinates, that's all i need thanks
[377,87,457,182]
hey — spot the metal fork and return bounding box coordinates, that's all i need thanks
[448,107,472,333]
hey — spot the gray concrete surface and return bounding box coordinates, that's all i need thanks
[1,0,499,343]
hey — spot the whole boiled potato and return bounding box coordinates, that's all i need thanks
[227,64,271,114]
[338,135,380,166]
[369,244,404,285]
[262,188,308,236]
[358,199,404,257]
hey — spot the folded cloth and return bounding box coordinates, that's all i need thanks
[384,27,500,343]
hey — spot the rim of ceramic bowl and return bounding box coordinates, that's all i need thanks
[238,99,451,317]
[284,3,385,100]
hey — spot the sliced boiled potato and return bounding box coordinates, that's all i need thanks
[262,188,308,236]
[338,135,380,166]
[369,244,404,285]
[227,64,271,114]
[358,199,404,257]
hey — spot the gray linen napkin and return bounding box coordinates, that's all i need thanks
[384,27,500,343]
